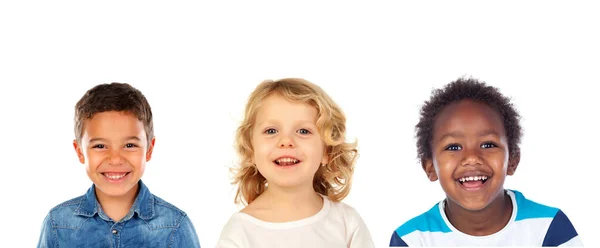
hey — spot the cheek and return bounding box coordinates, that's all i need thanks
[85,152,104,166]
[433,155,456,177]
[488,152,509,170]
[125,152,146,163]
[251,139,273,162]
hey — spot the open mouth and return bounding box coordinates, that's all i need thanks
[273,157,301,167]
[457,176,489,190]
[102,172,130,181]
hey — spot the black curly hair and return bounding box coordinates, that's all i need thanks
[416,77,522,161]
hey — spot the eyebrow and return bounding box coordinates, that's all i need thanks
[438,130,500,141]
[438,132,463,142]
[478,130,501,137]
[256,119,315,127]
[88,136,141,143]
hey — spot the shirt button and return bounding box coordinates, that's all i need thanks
[112,229,118,234]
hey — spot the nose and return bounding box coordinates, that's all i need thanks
[108,149,124,165]
[278,134,295,148]
[461,147,483,166]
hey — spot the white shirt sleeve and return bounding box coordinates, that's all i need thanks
[558,236,584,247]
[343,204,376,248]
[216,215,247,248]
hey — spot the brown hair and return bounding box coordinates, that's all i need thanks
[74,82,153,146]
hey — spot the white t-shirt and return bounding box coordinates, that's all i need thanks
[217,195,375,248]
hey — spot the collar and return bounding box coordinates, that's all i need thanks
[74,180,155,220]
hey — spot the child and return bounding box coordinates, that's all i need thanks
[390,78,582,246]
[217,78,375,248]
[37,83,201,247]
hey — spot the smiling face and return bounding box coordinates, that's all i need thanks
[74,111,155,200]
[251,94,329,190]
[423,99,518,211]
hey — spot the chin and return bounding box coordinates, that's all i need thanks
[456,199,494,212]
[268,178,306,188]
[97,183,137,196]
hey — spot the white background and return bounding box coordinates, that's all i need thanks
[0,1,598,247]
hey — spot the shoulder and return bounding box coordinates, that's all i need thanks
[217,213,250,247]
[48,195,86,214]
[510,190,560,221]
[328,199,362,220]
[149,195,190,228]
[44,195,87,229]
[153,195,187,216]
[327,198,370,233]
[392,202,451,243]
[509,190,582,246]
[220,213,247,232]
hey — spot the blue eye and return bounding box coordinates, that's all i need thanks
[297,129,311,135]
[92,144,106,149]
[445,144,462,151]
[481,142,497,149]
[265,128,277,134]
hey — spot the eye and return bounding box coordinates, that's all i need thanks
[264,128,278,135]
[481,142,497,149]
[92,144,106,149]
[297,129,311,135]
[125,143,138,148]
[445,144,462,151]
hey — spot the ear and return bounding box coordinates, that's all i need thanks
[507,149,520,176]
[146,137,156,162]
[73,139,85,164]
[422,158,438,181]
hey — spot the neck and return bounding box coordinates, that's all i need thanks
[247,183,323,222]
[262,183,322,209]
[444,190,513,236]
[95,183,139,222]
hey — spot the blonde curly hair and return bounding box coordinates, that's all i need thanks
[232,78,358,205]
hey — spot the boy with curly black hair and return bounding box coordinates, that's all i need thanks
[390,77,582,246]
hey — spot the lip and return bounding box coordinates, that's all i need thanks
[455,172,491,192]
[101,172,131,184]
[457,179,488,191]
[454,171,492,181]
[272,155,302,167]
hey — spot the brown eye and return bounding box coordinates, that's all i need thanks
[445,144,462,151]
[481,142,497,149]
[125,143,138,148]
[265,128,277,134]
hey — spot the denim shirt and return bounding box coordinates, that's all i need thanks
[37,180,201,248]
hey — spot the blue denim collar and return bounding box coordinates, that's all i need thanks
[74,180,155,220]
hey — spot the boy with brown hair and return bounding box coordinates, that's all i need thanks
[37,83,201,247]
